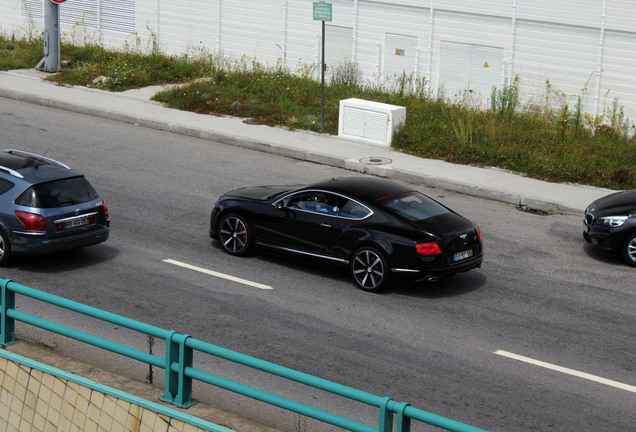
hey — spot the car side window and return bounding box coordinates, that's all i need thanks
[339,200,371,219]
[0,178,14,195]
[285,192,344,216]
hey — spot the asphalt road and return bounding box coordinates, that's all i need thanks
[1,97,634,432]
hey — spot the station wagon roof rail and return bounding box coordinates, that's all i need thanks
[0,164,24,179]
[2,149,71,170]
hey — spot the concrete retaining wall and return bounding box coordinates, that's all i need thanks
[0,349,230,432]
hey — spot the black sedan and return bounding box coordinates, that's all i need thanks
[209,176,483,291]
[583,189,636,267]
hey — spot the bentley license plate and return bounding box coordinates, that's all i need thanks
[453,249,473,262]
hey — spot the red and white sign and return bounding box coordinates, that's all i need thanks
[50,0,67,4]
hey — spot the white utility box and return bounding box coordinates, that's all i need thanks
[338,98,406,146]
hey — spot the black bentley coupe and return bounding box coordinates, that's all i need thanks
[210,176,483,292]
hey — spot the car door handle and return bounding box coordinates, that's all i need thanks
[320,223,331,228]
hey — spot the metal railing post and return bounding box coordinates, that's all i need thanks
[175,333,194,407]
[379,397,394,432]
[0,278,16,346]
[162,330,178,404]
[395,402,411,432]
[162,331,194,408]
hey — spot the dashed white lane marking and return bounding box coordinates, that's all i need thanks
[495,350,636,393]
[163,259,273,290]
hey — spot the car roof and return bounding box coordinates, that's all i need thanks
[309,176,415,203]
[0,149,82,184]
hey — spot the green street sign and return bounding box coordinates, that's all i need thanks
[313,1,332,22]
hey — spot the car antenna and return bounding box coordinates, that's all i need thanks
[34,148,51,168]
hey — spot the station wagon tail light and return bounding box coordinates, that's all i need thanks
[102,199,109,217]
[15,210,46,231]
[416,242,441,255]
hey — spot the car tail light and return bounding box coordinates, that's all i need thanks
[477,227,482,241]
[101,199,109,218]
[15,210,46,231]
[416,242,441,255]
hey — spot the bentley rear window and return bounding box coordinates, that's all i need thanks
[15,176,98,208]
[380,192,449,221]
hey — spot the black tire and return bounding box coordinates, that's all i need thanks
[621,232,636,267]
[0,230,11,267]
[218,214,252,256]
[350,246,391,292]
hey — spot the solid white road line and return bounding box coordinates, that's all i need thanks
[163,259,273,290]
[495,350,636,393]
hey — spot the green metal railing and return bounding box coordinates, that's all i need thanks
[0,277,487,432]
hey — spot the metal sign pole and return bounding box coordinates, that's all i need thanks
[313,1,332,132]
[39,0,61,72]
[321,20,325,132]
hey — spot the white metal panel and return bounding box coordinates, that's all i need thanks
[516,0,604,28]
[101,0,135,33]
[339,98,406,145]
[383,33,417,79]
[0,1,25,34]
[593,30,636,115]
[60,0,98,29]
[439,41,470,97]
[156,2,216,54]
[21,0,44,20]
[439,41,503,102]
[433,8,510,49]
[469,45,503,96]
[325,25,353,69]
[218,0,284,64]
[342,106,388,142]
[355,1,430,87]
[605,0,636,32]
[513,20,600,112]
[20,0,133,34]
[285,0,327,69]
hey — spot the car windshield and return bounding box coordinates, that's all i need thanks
[15,176,99,208]
[379,191,449,221]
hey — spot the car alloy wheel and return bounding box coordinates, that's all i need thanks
[350,246,391,292]
[219,214,252,256]
[622,232,636,267]
[0,230,10,266]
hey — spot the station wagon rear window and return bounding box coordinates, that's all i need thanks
[15,176,99,208]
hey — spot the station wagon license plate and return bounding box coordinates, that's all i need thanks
[64,216,90,229]
[453,249,473,262]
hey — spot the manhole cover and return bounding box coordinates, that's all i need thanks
[359,157,392,165]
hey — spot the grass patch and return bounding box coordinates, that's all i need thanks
[1,35,634,190]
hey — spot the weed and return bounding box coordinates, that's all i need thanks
[0,34,633,189]
[146,334,155,384]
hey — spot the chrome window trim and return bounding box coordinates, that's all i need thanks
[54,212,98,224]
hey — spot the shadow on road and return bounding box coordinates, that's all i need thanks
[7,244,119,273]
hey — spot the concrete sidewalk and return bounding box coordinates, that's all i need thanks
[0,68,615,215]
